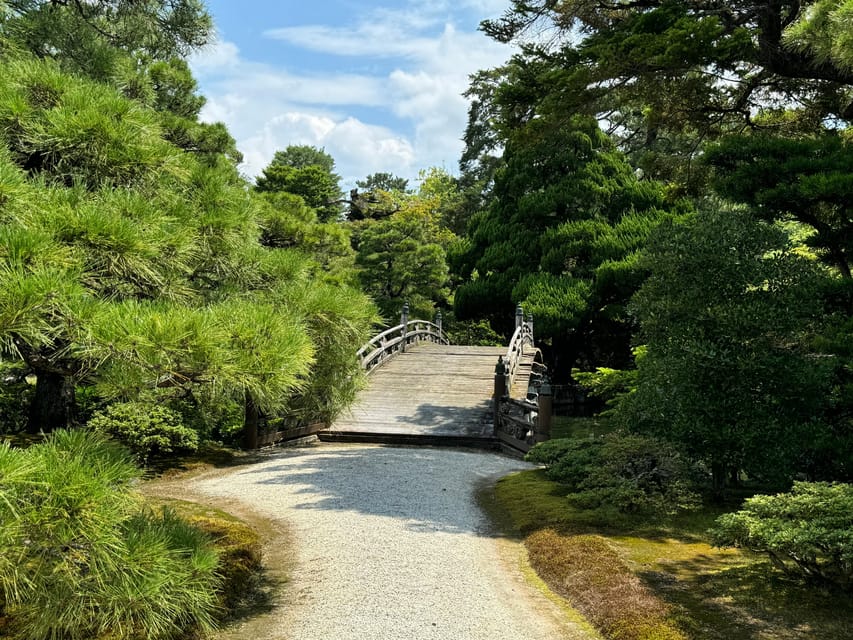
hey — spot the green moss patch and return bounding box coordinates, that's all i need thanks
[493,469,853,640]
[146,498,263,616]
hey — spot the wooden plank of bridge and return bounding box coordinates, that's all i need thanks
[321,342,505,447]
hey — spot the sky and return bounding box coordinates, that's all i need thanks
[189,0,515,188]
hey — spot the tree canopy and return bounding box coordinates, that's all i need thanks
[617,204,835,492]
[255,145,344,221]
[0,48,374,445]
[468,1,853,192]
[456,113,681,376]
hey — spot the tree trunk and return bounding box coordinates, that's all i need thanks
[244,393,260,450]
[711,461,726,501]
[27,370,75,434]
[729,465,741,487]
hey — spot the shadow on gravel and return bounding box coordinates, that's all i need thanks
[219,566,279,624]
[237,446,529,536]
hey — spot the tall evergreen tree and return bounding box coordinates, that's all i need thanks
[471,1,853,192]
[0,55,375,442]
[455,114,681,377]
[255,145,344,221]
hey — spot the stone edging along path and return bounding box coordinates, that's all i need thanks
[150,444,599,640]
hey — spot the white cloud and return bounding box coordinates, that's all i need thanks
[190,2,514,186]
[264,25,437,59]
[212,108,416,184]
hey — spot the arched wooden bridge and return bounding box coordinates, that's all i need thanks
[319,305,552,454]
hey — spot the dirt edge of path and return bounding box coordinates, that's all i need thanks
[475,476,603,640]
[142,460,298,639]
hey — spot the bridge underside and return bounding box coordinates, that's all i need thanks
[320,343,506,448]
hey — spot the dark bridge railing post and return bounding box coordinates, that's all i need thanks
[535,379,552,444]
[493,356,507,436]
[515,305,524,330]
[400,302,409,353]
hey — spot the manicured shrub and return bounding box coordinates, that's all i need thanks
[711,481,853,590]
[87,401,199,464]
[0,430,221,639]
[526,433,700,514]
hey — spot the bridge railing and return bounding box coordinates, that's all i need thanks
[494,305,551,454]
[503,322,534,392]
[357,304,449,374]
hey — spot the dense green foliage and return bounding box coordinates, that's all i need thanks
[705,134,853,277]
[479,1,853,190]
[352,168,461,321]
[456,113,681,375]
[526,433,699,515]
[0,46,375,443]
[712,482,853,589]
[87,401,199,464]
[0,430,220,639]
[255,145,344,221]
[617,205,839,492]
[357,171,409,193]
[466,0,853,500]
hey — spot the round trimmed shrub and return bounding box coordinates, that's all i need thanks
[87,401,199,464]
[527,433,700,515]
[712,481,853,590]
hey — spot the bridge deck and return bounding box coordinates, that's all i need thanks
[321,343,505,446]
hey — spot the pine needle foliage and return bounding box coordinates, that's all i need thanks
[0,51,375,436]
[0,430,221,639]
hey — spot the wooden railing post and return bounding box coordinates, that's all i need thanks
[515,304,524,331]
[401,302,409,353]
[436,310,443,342]
[535,379,552,443]
[494,356,507,435]
[526,312,534,346]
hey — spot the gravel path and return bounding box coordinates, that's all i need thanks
[189,443,595,640]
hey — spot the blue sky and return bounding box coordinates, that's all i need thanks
[190,0,514,188]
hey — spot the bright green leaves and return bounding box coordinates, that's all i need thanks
[457,113,676,372]
[255,145,344,222]
[619,205,833,488]
[784,0,853,74]
[209,300,315,414]
[0,264,87,357]
[349,169,462,321]
[355,206,452,320]
[1,0,213,81]
[0,57,179,188]
[0,53,374,438]
[706,134,853,277]
[712,481,853,589]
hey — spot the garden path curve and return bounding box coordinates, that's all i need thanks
[191,444,596,640]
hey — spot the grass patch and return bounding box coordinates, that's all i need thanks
[494,467,853,640]
[149,442,239,477]
[551,416,614,440]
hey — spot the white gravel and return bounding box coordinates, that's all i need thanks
[193,444,593,640]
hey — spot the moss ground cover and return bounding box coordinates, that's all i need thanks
[146,498,265,617]
[492,468,853,640]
